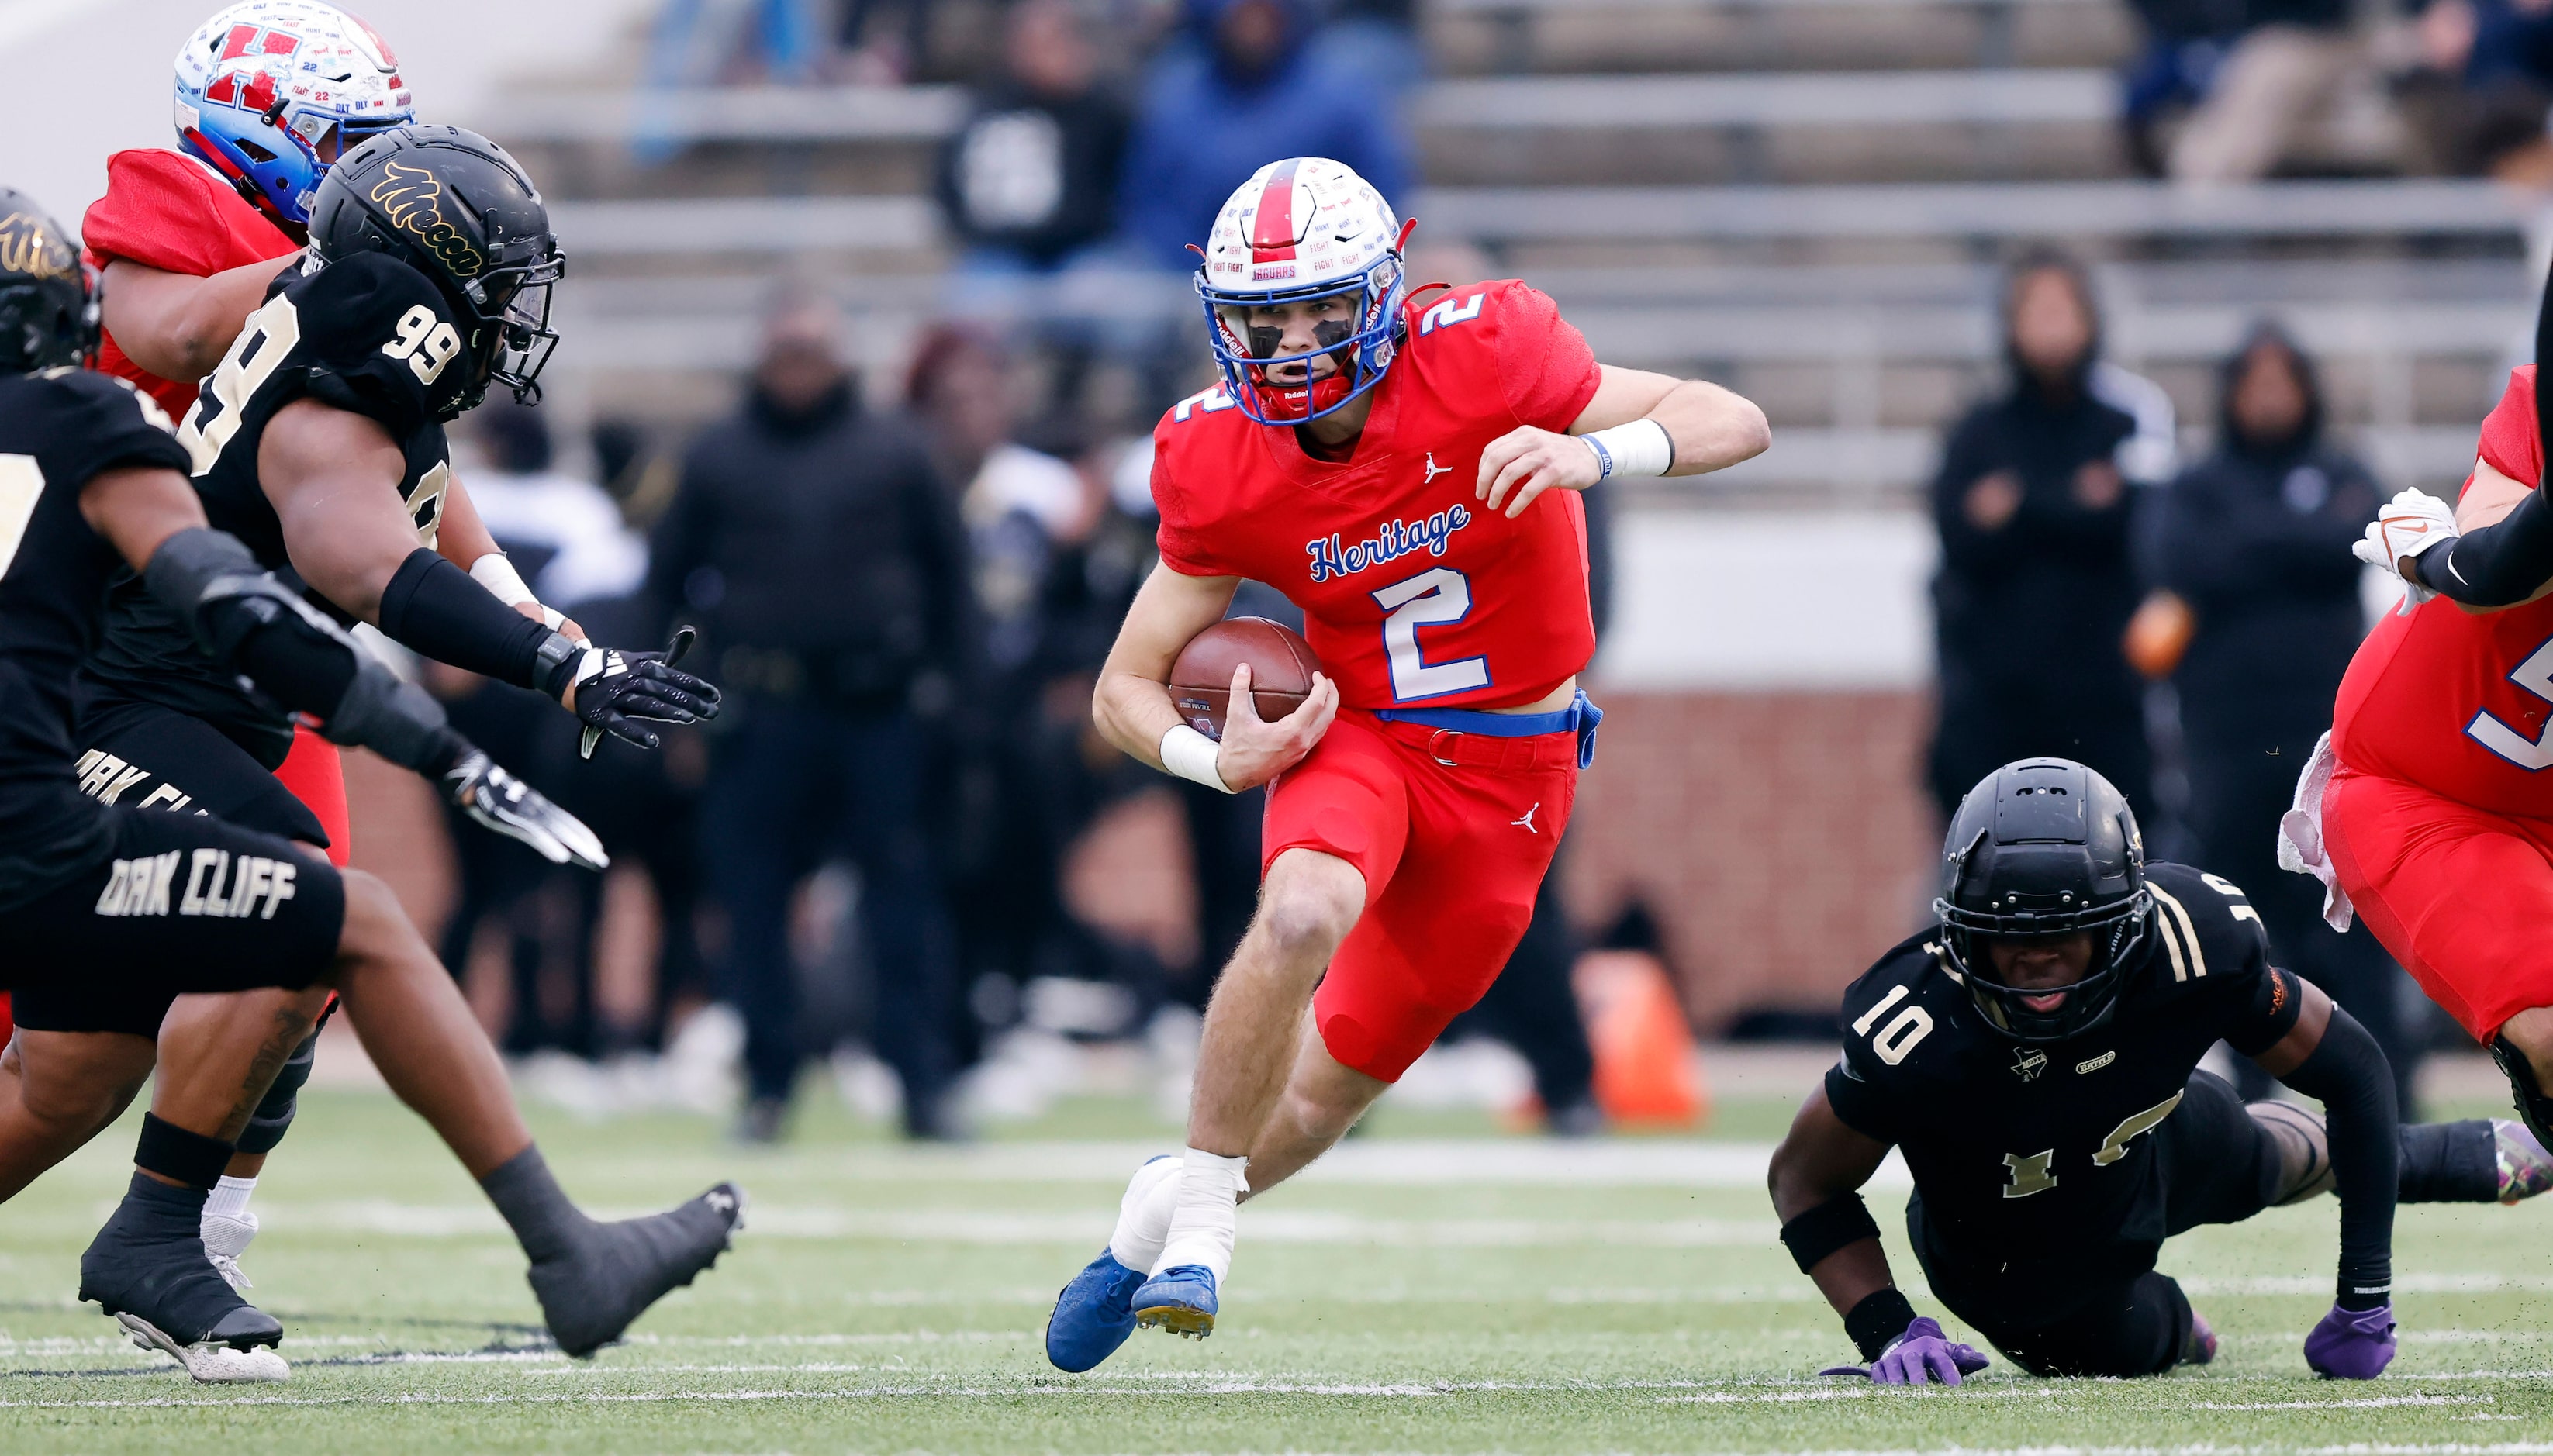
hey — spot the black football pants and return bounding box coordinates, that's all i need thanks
[1912,1069,2282,1377]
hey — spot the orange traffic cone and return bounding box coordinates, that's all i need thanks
[1573,950,1708,1129]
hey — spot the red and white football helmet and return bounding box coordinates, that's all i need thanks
[1196,157,1411,425]
[174,2,416,227]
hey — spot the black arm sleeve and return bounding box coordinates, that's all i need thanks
[145,528,466,776]
[375,547,558,690]
[2411,483,2553,607]
[2275,1004,2399,1310]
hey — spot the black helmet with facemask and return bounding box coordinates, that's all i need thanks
[0,194,96,373]
[305,126,564,416]
[1933,757,2153,1044]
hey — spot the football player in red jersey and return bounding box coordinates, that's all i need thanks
[71,3,580,1295]
[2310,271,2553,1161]
[1043,157,1769,1368]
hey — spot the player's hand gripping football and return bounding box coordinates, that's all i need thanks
[1477,425,1603,519]
[440,750,610,871]
[1213,661,1338,792]
[561,626,723,759]
[2353,488,2458,608]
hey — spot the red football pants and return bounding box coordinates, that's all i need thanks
[274,722,353,868]
[2325,768,2553,1043]
[1259,709,1579,1082]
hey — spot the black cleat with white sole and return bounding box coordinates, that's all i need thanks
[78,1175,283,1353]
[530,1182,746,1357]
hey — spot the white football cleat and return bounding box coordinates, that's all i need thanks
[117,1312,288,1384]
[201,1206,259,1291]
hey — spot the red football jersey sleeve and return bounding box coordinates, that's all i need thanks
[2478,365,2541,492]
[1150,280,1600,710]
[81,150,299,419]
[2334,367,2553,814]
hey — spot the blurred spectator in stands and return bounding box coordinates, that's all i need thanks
[466,399,650,612]
[2120,0,2246,175]
[2399,0,2553,182]
[2150,325,2419,1111]
[1311,0,1426,98]
[637,0,823,161]
[1118,0,1415,274]
[836,0,933,83]
[2122,0,2397,182]
[907,325,1173,1022]
[1928,252,2154,822]
[651,292,976,1141]
[939,0,1128,316]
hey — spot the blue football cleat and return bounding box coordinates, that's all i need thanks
[1045,1251,1150,1372]
[1132,1264,1219,1340]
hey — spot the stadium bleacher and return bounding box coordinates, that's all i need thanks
[478,0,2539,496]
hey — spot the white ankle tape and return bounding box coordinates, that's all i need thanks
[203,1175,257,1223]
[1107,1155,1183,1270]
[1152,1147,1249,1285]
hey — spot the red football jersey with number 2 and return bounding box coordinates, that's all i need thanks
[2335,365,2553,815]
[1151,279,1605,710]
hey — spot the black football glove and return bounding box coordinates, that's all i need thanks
[441,750,609,871]
[551,626,721,759]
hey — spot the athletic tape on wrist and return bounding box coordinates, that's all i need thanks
[1579,418,1674,482]
[1779,1192,1881,1274]
[1844,1288,1922,1362]
[1160,723,1233,794]
[469,552,535,606]
[134,1113,236,1191]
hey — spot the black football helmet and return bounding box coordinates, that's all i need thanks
[1933,757,2153,1044]
[0,191,96,372]
[306,126,565,413]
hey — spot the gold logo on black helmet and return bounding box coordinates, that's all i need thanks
[368,162,485,278]
[0,212,73,280]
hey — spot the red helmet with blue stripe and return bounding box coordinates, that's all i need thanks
[1197,157,1411,425]
[174,2,415,229]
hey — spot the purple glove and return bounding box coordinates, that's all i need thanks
[1818,1317,1992,1386]
[2303,1302,2396,1379]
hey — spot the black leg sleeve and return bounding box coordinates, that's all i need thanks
[234,1027,321,1156]
[2397,1120,2501,1203]
[2277,1004,2399,1309]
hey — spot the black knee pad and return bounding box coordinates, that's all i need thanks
[234,1026,321,1156]
[2490,1036,2553,1151]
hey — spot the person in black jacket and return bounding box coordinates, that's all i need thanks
[1928,253,2152,824]
[2155,324,2418,1112]
[938,0,1130,287]
[650,296,977,1142]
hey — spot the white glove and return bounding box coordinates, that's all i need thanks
[2353,489,2458,608]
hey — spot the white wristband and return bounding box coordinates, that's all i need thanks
[1159,724,1233,794]
[470,551,568,630]
[1579,417,1674,481]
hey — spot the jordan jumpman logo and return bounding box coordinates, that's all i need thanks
[1512,802,1540,833]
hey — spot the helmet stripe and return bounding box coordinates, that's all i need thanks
[1249,159,1301,263]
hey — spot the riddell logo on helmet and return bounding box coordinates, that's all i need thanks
[0,214,70,278]
[370,162,486,277]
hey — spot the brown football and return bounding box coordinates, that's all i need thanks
[1169,617,1321,740]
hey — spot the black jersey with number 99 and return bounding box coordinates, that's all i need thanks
[81,252,464,765]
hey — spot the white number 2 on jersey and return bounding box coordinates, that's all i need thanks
[1373,567,1490,702]
[2468,633,2553,771]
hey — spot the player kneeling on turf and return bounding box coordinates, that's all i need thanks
[1769,757,2549,1384]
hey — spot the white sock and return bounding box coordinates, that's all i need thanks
[203,1175,257,1225]
[1152,1147,1248,1285]
[1106,1155,1183,1271]
[202,1175,260,1259]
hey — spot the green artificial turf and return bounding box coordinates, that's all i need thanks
[0,1086,2544,1454]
